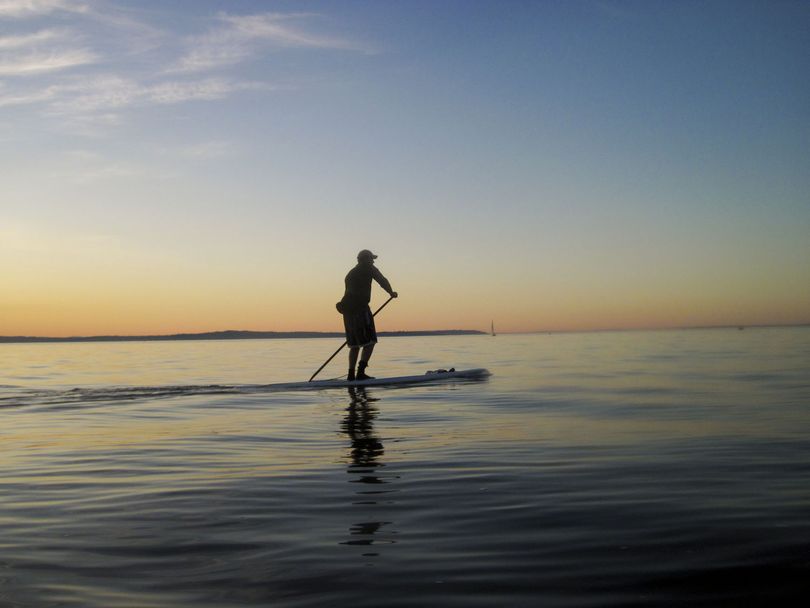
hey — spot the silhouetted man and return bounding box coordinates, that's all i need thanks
[337,250,397,380]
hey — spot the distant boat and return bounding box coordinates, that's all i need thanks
[491,321,496,337]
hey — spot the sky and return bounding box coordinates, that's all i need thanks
[1,0,808,336]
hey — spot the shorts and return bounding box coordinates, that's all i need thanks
[343,305,377,348]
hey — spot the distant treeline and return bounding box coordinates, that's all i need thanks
[0,329,486,344]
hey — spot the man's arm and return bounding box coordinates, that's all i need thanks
[372,266,398,297]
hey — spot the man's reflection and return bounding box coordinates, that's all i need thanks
[340,387,396,553]
[342,387,385,477]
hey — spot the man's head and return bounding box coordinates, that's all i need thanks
[357,249,378,263]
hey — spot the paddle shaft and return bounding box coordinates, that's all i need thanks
[308,295,395,382]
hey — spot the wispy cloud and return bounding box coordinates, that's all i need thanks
[0,0,156,36]
[0,4,367,134]
[0,48,96,75]
[0,1,163,56]
[54,76,270,112]
[0,83,58,106]
[0,0,89,18]
[0,28,63,49]
[0,74,271,114]
[221,13,363,50]
[147,78,268,104]
[0,25,95,75]
[170,12,370,73]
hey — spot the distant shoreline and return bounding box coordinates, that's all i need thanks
[0,329,486,344]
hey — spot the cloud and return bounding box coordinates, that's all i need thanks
[0,25,95,77]
[0,28,64,49]
[0,5,365,134]
[147,78,266,104]
[221,13,362,50]
[0,84,57,106]
[54,75,270,112]
[170,12,370,73]
[0,1,164,56]
[0,74,271,114]
[0,0,89,18]
[48,75,141,111]
[0,47,96,75]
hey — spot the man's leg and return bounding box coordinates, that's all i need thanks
[348,346,359,381]
[357,344,375,380]
[360,343,375,364]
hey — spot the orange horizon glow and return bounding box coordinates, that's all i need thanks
[5,231,808,338]
[3,292,808,339]
[3,242,808,338]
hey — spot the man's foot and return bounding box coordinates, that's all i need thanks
[347,369,356,381]
[356,361,373,381]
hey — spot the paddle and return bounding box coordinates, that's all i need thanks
[308,295,395,382]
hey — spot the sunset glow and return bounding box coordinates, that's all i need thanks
[2,1,808,336]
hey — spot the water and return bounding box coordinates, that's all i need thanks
[2,328,809,607]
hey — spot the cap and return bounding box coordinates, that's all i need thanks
[357,249,378,261]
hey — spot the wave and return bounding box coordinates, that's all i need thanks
[0,371,489,409]
[0,383,254,409]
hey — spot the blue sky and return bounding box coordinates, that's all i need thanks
[1,0,808,334]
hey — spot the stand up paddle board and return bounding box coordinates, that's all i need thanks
[266,368,490,391]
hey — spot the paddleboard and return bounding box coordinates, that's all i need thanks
[265,368,491,391]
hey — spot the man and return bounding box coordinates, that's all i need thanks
[337,249,398,381]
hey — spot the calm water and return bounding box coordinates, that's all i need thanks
[2,329,809,607]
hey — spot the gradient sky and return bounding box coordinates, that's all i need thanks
[1,0,808,336]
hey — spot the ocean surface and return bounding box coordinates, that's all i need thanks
[2,328,809,607]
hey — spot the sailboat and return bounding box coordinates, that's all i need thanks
[491,321,496,337]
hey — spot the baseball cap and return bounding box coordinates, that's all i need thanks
[357,249,378,261]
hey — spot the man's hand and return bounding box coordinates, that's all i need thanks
[390,292,398,298]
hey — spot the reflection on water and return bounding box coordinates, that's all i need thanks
[343,387,385,474]
[340,387,397,555]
